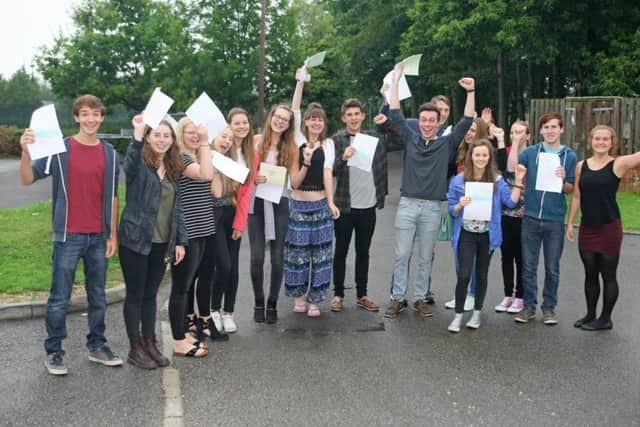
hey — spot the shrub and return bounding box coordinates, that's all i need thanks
[0,126,22,157]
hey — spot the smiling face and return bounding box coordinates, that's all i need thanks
[590,128,614,155]
[213,127,234,154]
[74,106,105,137]
[464,122,477,144]
[434,100,450,126]
[230,112,250,145]
[270,107,291,134]
[471,145,491,171]
[305,114,325,139]
[182,122,200,152]
[146,123,174,157]
[540,118,564,145]
[342,107,365,134]
[419,110,440,140]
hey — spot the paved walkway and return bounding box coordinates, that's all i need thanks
[1,153,638,426]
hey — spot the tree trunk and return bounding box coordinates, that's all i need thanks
[257,0,267,127]
[497,50,506,128]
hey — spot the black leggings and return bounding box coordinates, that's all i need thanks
[209,206,241,313]
[579,250,619,322]
[455,230,492,314]
[500,215,523,298]
[120,243,168,338]
[248,197,289,306]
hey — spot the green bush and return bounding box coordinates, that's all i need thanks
[0,126,22,157]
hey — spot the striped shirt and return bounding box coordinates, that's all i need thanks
[179,154,215,239]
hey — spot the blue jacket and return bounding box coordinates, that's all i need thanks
[31,138,119,242]
[518,142,577,222]
[447,173,517,254]
[118,139,187,258]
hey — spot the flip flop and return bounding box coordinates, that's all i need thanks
[307,306,321,317]
[173,345,208,358]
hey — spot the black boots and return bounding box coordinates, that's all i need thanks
[128,337,157,369]
[266,300,278,324]
[142,336,170,367]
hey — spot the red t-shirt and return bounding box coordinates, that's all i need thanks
[66,137,105,233]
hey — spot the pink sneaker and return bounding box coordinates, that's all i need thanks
[495,297,513,312]
[507,298,524,313]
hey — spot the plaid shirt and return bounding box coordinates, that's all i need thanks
[332,121,403,213]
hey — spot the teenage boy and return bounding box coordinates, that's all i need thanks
[383,72,475,318]
[331,98,400,312]
[20,95,122,375]
[509,112,577,325]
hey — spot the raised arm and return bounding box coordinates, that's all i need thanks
[183,126,213,181]
[613,150,640,178]
[291,69,307,147]
[566,161,583,242]
[19,129,36,185]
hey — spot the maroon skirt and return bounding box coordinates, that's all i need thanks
[578,219,623,256]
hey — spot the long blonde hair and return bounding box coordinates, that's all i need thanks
[211,129,240,206]
[176,117,199,162]
[260,104,297,168]
[227,107,256,182]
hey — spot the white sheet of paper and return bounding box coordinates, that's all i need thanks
[396,54,422,76]
[304,51,326,68]
[463,182,494,221]
[259,162,287,186]
[186,92,227,143]
[143,87,174,129]
[384,71,412,102]
[535,152,563,193]
[256,183,284,204]
[347,133,379,173]
[212,151,249,184]
[28,104,66,160]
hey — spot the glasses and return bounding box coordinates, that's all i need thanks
[272,114,290,123]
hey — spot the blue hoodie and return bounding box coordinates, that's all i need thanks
[518,142,577,222]
[447,173,517,254]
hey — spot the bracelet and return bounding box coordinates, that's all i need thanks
[513,184,523,189]
[466,89,475,93]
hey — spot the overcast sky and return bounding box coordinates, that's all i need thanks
[0,0,77,79]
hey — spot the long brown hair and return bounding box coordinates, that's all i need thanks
[227,107,255,182]
[142,121,184,181]
[260,104,297,168]
[302,102,328,145]
[463,139,497,192]
[457,118,485,165]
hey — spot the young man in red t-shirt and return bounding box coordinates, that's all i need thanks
[20,95,122,375]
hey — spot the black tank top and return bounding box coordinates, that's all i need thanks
[298,144,325,191]
[579,159,620,226]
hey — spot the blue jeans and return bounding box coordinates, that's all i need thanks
[45,233,108,354]
[390,198,441,302]
[521,216,565,310]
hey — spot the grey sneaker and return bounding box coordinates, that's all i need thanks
[45,352,68,376]
[384,299,407,318]
[424,291,435,305]
[514,307,536,323]
[88,345,123,367]
[542,308,559,325]
[412,299,433,317]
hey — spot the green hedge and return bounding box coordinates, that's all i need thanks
[0,126,22,157]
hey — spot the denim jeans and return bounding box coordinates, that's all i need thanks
[390,197,441,302]
[521,216,565,310]
[45,233,108,354]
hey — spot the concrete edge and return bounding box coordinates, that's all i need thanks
[0,283,126,321]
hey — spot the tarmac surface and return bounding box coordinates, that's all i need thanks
[1,153,639,426]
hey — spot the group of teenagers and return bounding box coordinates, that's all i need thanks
[19,66,639,375]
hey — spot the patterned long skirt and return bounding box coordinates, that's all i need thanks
[284,198,334,303]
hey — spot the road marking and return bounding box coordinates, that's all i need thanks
[161,320,184,427]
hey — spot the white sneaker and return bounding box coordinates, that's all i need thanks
[210,311,223,332]
[463,296,475,312]
[444,298,455,309]
[221,313,237,333]
[466,310,481,329]
[495,297,513,312]
[448,313,463,333]
[507,297,524,313]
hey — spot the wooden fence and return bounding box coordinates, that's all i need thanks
[530,97,640,192]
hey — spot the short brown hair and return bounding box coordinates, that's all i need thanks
[418,102,440,121]
[538,112,563,130]
[73,94,106,117]
[430,95,450,106]
[341,98,364,115]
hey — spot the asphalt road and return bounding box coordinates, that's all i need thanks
[1,153,638,426]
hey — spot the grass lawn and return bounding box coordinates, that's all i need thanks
[0,186,126,297]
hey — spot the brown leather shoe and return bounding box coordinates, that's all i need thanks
[143,336,170,367]
[356,296,379,312]
[413,299,433,317]
[128,337,157,369]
